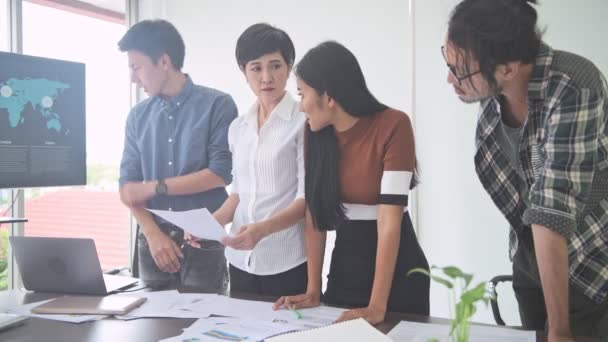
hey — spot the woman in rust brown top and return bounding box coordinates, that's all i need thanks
[274,41,429,324]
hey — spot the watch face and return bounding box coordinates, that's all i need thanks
[156,181,167,195]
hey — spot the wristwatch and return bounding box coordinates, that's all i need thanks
[155,179,168,196]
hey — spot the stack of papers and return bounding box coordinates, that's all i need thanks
[160,317,301,342]
[180,295,345,328]
[269,305,346,330]
[0,288,540,342]
[266,318,392,342]
[387,320,536,342]
[113,290,218,320]
[2,287,351,341]
[164,296,346,341]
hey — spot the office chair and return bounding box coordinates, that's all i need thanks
[130,225,140,278]
[489,274,514,326]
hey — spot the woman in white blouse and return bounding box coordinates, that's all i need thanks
[212,23,307,296]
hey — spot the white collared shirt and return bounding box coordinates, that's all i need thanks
[225,92,306,275]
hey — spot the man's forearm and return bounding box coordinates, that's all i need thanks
[531,224,571,335]
[131,206,162,239]
[165,169,226,195]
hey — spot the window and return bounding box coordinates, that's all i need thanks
[0,0,10,291]
[0,190,19,290]
[0,190,11,290]
[20,0,131,271]
[0,0,7,51]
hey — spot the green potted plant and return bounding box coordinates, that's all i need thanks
[408,266,495,342]
[0,229,8,290]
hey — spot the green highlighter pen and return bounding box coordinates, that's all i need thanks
[290,306,302,319]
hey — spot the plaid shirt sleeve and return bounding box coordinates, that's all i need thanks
[523,82,605,237]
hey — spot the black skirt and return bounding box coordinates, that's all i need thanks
[322,212,430,315]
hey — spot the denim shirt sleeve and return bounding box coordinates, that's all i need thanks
[119,108,143,187]
[207,94,238,185]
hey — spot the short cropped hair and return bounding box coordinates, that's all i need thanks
[235,23,295,70]
[118,19,185,70]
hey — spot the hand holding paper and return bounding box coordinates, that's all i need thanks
[221,224,266,250]
[146,208,228,241]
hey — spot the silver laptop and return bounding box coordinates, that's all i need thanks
[9,236,138,295]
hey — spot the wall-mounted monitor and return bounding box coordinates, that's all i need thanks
[0,52,86,189]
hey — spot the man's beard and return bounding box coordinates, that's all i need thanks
[459,84,501,104]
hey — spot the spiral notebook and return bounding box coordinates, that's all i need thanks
[266,318,393,342]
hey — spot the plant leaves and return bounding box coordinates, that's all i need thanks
[430,275,454,289]
[460,282,489,305]
[407,267,431,277]
[408,267,454,289]
[416,265,490,342]
[439,266,474,287]
[451,301,475,337]
[439,266,463,278]
[449,315,458,336]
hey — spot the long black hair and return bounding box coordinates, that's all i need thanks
[296,41,388,231]
[448,0,542,91]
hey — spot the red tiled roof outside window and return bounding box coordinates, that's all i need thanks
[23,189,130,270]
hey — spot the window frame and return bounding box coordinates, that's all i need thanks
[4,0,137,290]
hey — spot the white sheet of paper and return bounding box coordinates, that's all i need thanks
[181,295,345,328]
[7,299,106,323]
[182,296,286,321]
[182,316,244,332]
[114,290,218,320]
[161,317,300,342]
[267,318,392,342]
[387,320,536,342]
[270,305,346,329]
[0,290,28,313]
[147,207,227,241]
[159,318,231,342]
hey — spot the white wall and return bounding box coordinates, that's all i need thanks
[538,1,608,75]
[139,0,413,116]
[414,0,608,325]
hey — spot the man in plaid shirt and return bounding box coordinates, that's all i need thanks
[444,0,607,340]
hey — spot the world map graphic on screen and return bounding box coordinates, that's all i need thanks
[0,78,71,134]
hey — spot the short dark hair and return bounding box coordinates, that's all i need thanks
[448,0,542,90]
[235,23,295,70]
[297,41,388,232]
[118,19,185,70]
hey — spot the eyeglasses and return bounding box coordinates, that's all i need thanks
[441,46,481,85]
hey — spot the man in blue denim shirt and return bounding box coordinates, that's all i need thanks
[118,20,237,290]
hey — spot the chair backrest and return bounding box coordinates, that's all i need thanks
[489,274,514,326]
